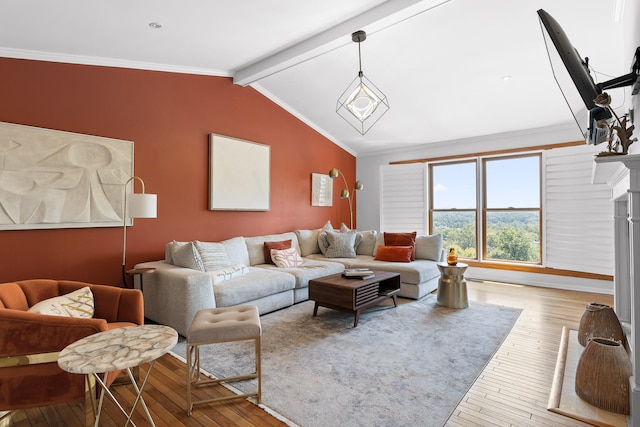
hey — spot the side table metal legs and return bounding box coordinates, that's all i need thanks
[90,362,158,427]
[436,263,469,309]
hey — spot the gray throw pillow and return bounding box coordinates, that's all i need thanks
[324,230,357,258]
[415,234,443,261]
[171,242,204,271]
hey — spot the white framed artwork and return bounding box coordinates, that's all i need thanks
[0,122,134,230]
[311,173,333,206]
[209,134,270,211]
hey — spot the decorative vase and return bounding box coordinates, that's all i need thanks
[447,248,458,266]
[577,302,625,347]
[575,337,631,415]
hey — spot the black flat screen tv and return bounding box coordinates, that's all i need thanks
[537,9,610,145]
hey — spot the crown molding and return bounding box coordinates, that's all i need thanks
[0,47,231,77]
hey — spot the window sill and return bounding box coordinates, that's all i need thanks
[462,260,613,281]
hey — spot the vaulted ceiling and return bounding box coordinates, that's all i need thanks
[0,0,633,155]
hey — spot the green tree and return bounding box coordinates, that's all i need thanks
[491,228,533,261]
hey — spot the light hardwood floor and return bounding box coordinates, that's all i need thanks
[1,280,613,427]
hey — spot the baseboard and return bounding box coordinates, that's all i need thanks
[466,267,613,294]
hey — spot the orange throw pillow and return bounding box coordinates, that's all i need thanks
[374,246,413,263]
[384,232,417,260]
[264,240,292,264]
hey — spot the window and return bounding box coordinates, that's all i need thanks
[429,153,541,264]
[430,161,477,258]
[483,154,541,263]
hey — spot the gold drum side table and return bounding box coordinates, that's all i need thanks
[436,262,468,309]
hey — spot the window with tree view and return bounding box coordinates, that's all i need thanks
[430,161,477,259]
[484,154,541,263]
[429,153,541,264]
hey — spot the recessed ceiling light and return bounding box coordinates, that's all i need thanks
[149,22,162,29]
[502,75,512,81]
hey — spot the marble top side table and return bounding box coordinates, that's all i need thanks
[58,324,177,427]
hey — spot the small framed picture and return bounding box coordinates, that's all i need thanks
[311,173,333,206]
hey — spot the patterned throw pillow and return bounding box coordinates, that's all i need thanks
[209,264,250,284]
[319,229,363,256]
[384,232,417,260]
[194,241,232,272]
[263,240,292,264]
[27,287,95,318]
[324,230,357,258]
[171,242,204,271]
[374,245,413,263]
[271,247,304,268]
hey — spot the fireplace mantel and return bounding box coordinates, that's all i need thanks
[592,153,640,426]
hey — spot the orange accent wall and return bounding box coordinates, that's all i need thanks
[0,58,356,285]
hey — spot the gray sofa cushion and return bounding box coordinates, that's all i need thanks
[221,236,251,266]
[257,259,344,288]
[213,267,296,307]
[356,230,378,255]
[295,229,322,256]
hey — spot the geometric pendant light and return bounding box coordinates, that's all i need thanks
[336,30,390,135]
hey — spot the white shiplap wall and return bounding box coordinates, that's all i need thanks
[378,145,614,277]
[544,145,614,275]
[380,163,427,234]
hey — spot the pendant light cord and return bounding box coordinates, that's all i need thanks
[358,40,363,77]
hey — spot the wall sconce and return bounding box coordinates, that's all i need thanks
[122,176,157,285]
[329,168,363,230]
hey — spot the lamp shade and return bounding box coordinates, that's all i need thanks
[128,193,157,218]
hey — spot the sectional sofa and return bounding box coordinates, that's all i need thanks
[135,225,445,336]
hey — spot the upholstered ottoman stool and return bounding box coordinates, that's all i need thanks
[186,305,262,415]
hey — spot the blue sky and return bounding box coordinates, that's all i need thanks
[432,156,540,209]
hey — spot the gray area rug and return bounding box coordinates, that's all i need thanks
[171,294,521,427]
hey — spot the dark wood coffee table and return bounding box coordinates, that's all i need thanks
[309,270,401,327]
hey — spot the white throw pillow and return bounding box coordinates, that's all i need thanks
[28,287,94,318]
[209,263,250,285]
[415,234,444,261]
[271,247,304,268]
[356,230,378,256]
[194,241,232,272]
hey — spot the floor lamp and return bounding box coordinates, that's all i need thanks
[328,168,363,230]
[122,176,157,286]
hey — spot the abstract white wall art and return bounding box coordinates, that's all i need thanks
[311,173,333,206]
[0,122,134,230]
[209,134,270,211]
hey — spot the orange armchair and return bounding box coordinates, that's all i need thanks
[0,279,143,410]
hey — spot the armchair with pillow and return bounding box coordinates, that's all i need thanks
[0,279,143,411]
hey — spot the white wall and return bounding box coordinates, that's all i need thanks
[356,123,581,231]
